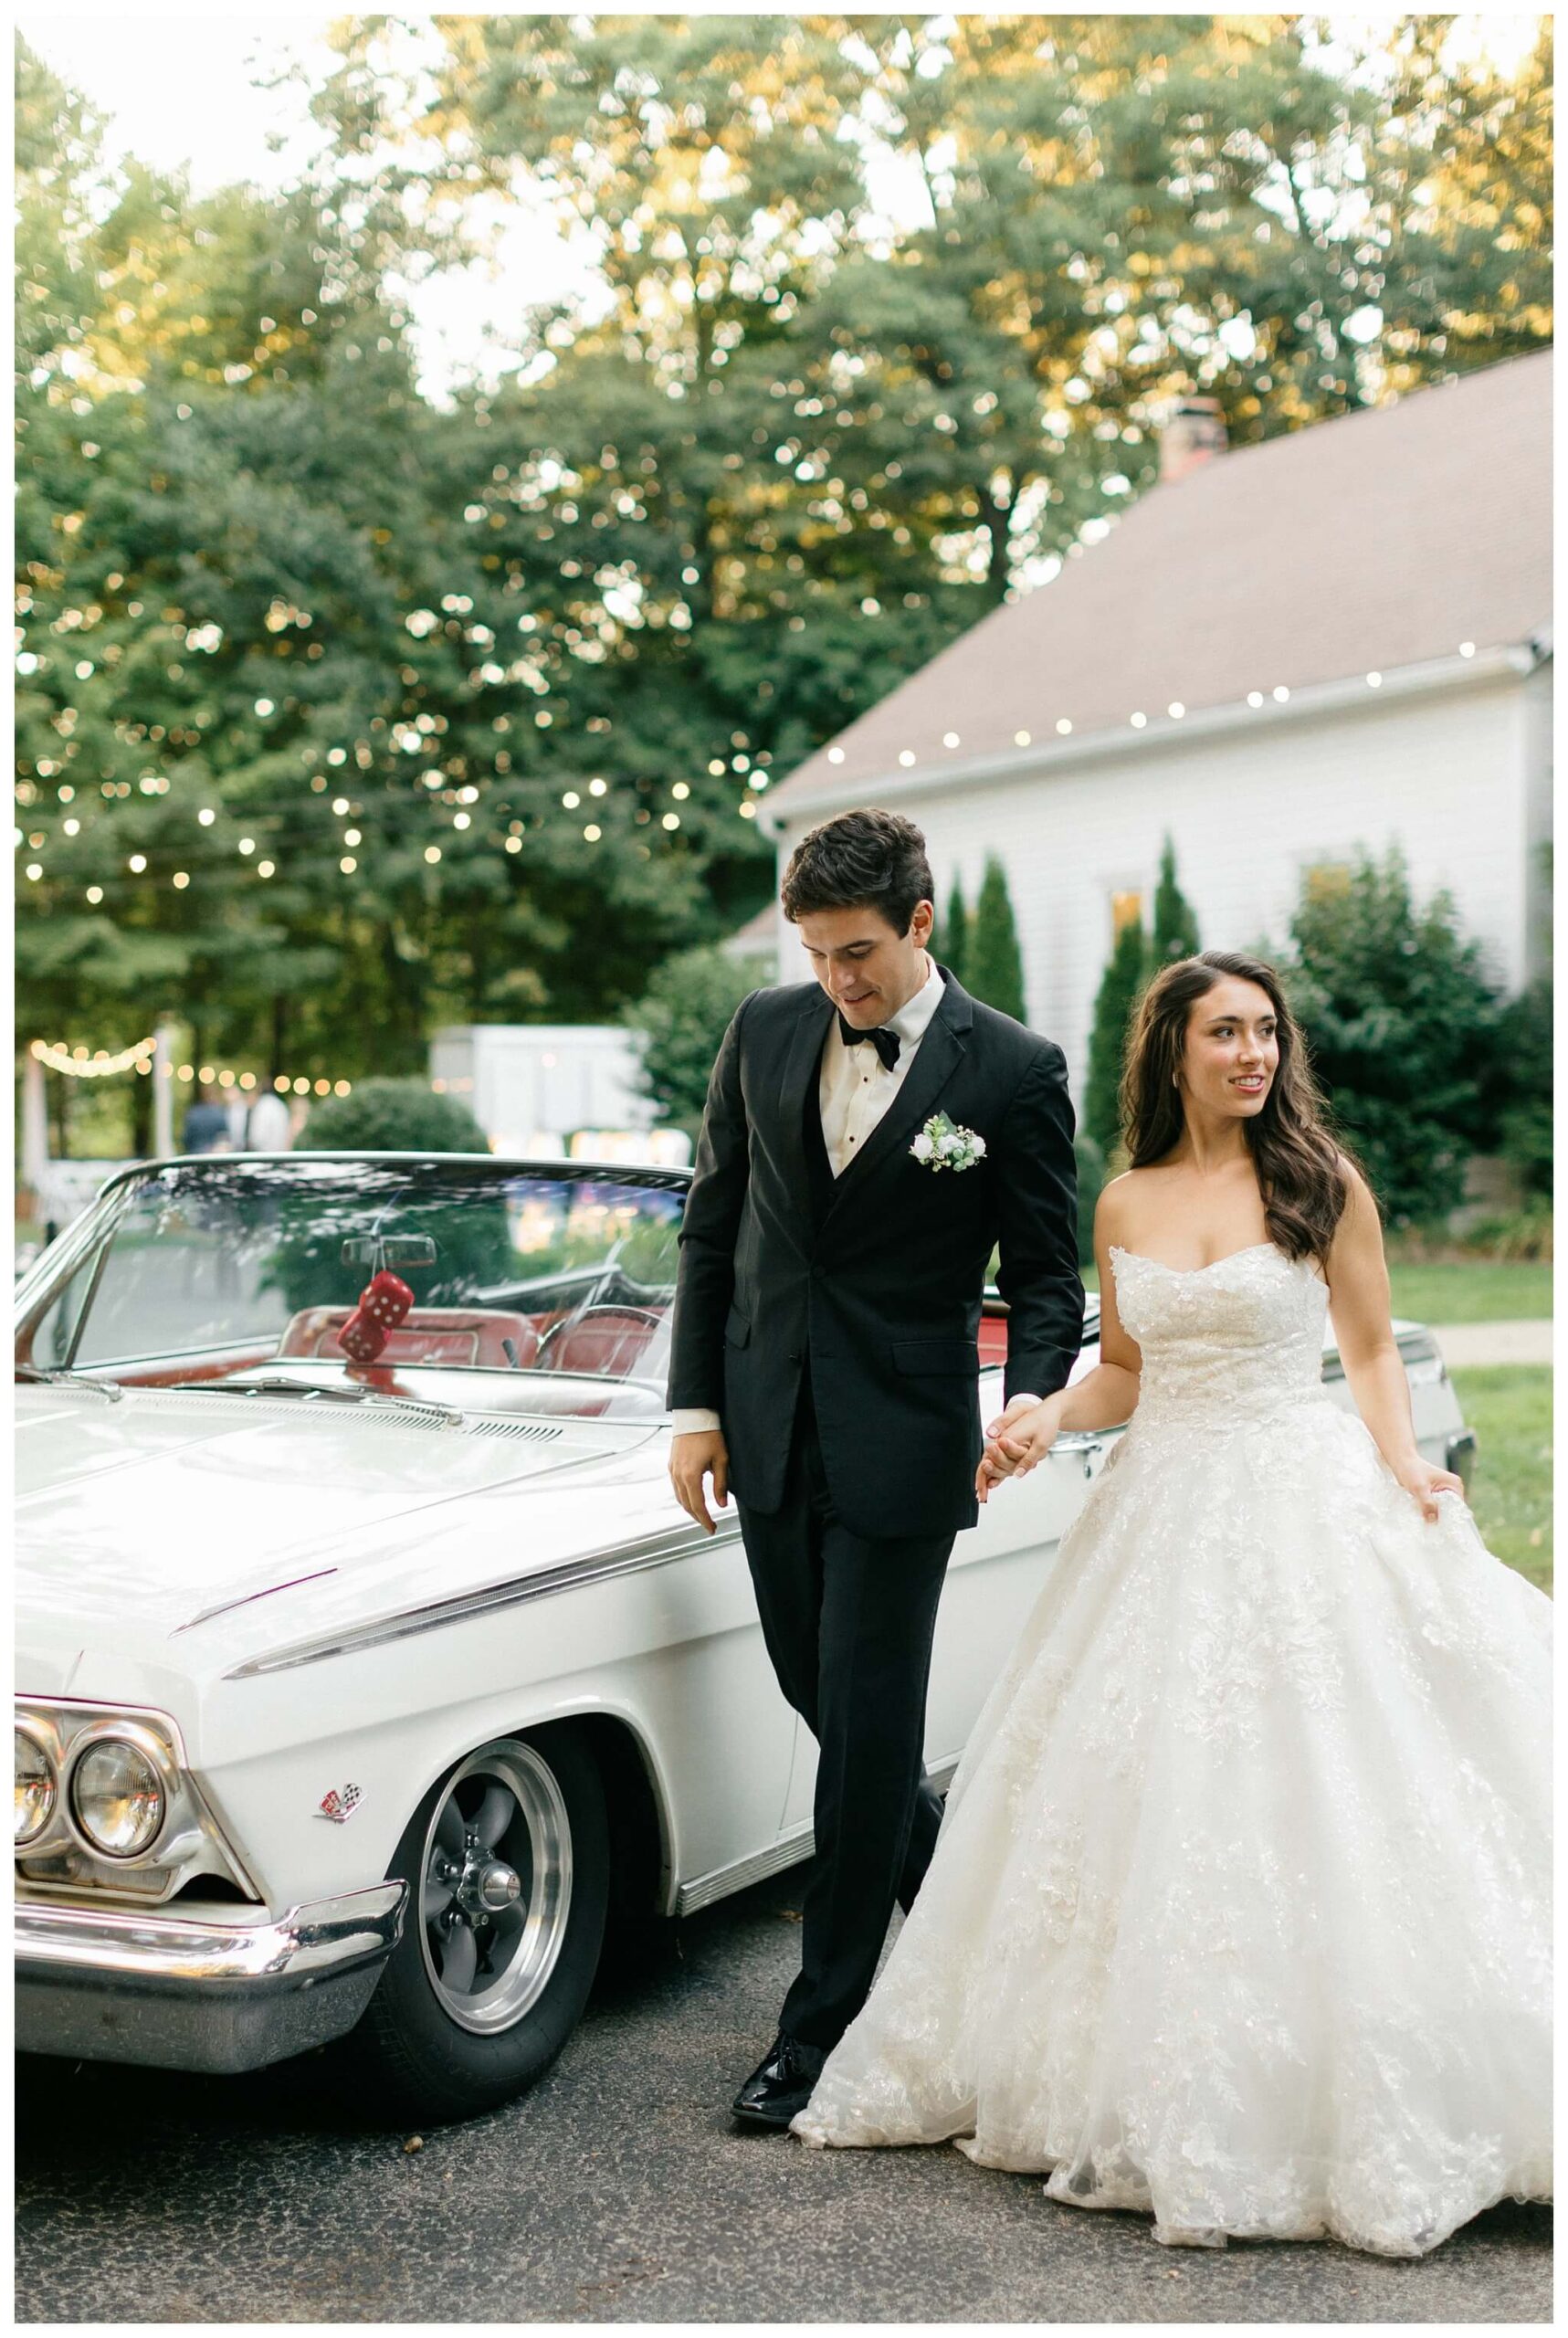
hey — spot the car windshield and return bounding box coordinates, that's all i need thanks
[17,1158,687,1420]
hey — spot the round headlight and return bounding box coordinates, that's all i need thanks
[70,1737,165,1858]
[15,1729,56,1846]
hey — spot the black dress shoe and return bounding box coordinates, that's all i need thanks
[731,2031,827,2128]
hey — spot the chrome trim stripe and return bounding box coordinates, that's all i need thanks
[225,1520,745,1680]
[16,1880,406,1986]
[674,1756,961,1917]
[174,1569,341,1634]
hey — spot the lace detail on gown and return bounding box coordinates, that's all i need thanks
[791,1242,1552,2257]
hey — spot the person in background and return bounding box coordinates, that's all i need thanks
[243,1086,293,1153]
[182,1081,232,1155]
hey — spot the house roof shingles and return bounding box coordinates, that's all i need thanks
[768,351,1552,812]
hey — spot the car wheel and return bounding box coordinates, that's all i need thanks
[353,1725,608,2122]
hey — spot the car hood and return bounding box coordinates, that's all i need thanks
[16,1385,666,1665]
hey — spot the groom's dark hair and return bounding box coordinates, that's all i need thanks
[780,807,934,935]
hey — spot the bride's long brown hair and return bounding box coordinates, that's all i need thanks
[1120,950,1367,1266]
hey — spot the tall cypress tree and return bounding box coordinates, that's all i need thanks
[938,873,969,986]
[966,857,1028,1022]
[1085,916,1152,1156]
[1152,834,1202,964]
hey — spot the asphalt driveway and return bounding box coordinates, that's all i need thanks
[16,1875,1551,2324]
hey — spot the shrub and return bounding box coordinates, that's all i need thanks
[1151,833,1201,964]
[1281,848,1502,1225]
[1456,1206,1553,1261]
[965,856,1029,1022]
[1074,1132,1106,1269]
[1489,974,1552,1199]
[625,945,773,1139]
[297,1078,489,1154]
[1083,917,1151,1156]
[935,873,970,985]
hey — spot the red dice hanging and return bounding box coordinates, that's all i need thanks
[336,1269,415,1364]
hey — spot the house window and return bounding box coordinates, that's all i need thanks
[1110,890,1144,936]
[1303,861,1352,904]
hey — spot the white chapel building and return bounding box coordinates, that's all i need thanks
[759,351,1552,1089]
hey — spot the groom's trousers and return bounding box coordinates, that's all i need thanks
[735,1381,955,2054]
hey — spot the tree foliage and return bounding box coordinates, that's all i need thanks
[935,873,969,987]
[1084,915,1151,1158]
[624,943,773,1137]
[965,856,1028,1023]
[16,20,1552,1101]
[1280,849,1503,1224]
[1152,834,1201,965]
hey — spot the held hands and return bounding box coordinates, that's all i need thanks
[669,1428,731,1535]
[976,1393,1064,1504]
[1390,1453,1467,1523]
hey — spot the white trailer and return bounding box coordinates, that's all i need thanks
[426,1025,689,1166]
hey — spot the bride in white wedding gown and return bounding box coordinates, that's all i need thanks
[792,952,1551,2258]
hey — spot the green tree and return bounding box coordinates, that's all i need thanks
[937,874,969,987]
[1489,975,1552,1201]
[1084,916,1152,1158]
[1281,849,1502,1224]
[625,944,773,1139]
[965,856,1028,1022]
[1152,835,1201,965]
[1074,1132,1107,1270]
[17,20,1552,1082]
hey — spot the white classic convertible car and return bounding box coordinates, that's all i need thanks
[15,1152,1478,2120]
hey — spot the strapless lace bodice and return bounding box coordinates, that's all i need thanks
[1110,1241,1331,1434]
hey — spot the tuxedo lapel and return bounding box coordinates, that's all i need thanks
[825,973,971,1209]
[773,985,834,1220]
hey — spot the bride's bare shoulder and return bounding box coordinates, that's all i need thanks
[1094,1167,1161,1245]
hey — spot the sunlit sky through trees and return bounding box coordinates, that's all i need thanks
[21,9,1545,405]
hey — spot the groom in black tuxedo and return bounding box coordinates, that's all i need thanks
[668,807,1081,2125]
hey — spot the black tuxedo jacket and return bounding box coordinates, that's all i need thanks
[667,968,1082,1539]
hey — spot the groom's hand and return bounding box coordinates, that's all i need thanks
[976,1395,1057,1501]
[670,1429,731,1534]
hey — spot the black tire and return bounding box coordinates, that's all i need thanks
[353,1723,609,2123]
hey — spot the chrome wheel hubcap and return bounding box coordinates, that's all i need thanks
[417,1740,574,2035]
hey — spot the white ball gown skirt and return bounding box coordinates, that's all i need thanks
[791,1245,1552,2257]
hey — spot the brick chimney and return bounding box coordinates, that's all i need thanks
[1160,395,1227,484]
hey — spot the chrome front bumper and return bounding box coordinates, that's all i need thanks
[15,1881,407,2074]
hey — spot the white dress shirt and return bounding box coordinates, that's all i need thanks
[816,953,944,1178]
[673,960,1042,1438]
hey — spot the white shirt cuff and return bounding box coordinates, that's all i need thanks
[671,1408,722,1437]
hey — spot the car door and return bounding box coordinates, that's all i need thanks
[779,1339,1114,1831]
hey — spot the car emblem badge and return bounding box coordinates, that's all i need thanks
[317,1784,363,1824]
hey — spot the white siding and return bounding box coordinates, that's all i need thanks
[773,669,1540,1090]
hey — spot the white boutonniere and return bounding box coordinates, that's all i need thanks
[910,1111,987,1173]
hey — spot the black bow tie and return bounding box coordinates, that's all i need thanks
[837,1013,900,1071]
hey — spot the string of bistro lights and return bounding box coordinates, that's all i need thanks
[819,647,1484,769]
[16,648,1486,900]
[29,1037,353,1098]
[16,764,762,900]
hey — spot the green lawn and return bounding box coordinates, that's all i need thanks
[1450,1366,1553,1595]
[1080,1261,1552,1323]
[1386,1262,1552,1324]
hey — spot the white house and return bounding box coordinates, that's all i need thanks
[759,353,1552,1090]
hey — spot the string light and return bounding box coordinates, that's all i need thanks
[151,1061,354,1096]
[31,1036,157,1078]
[24,1044,355,1097]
